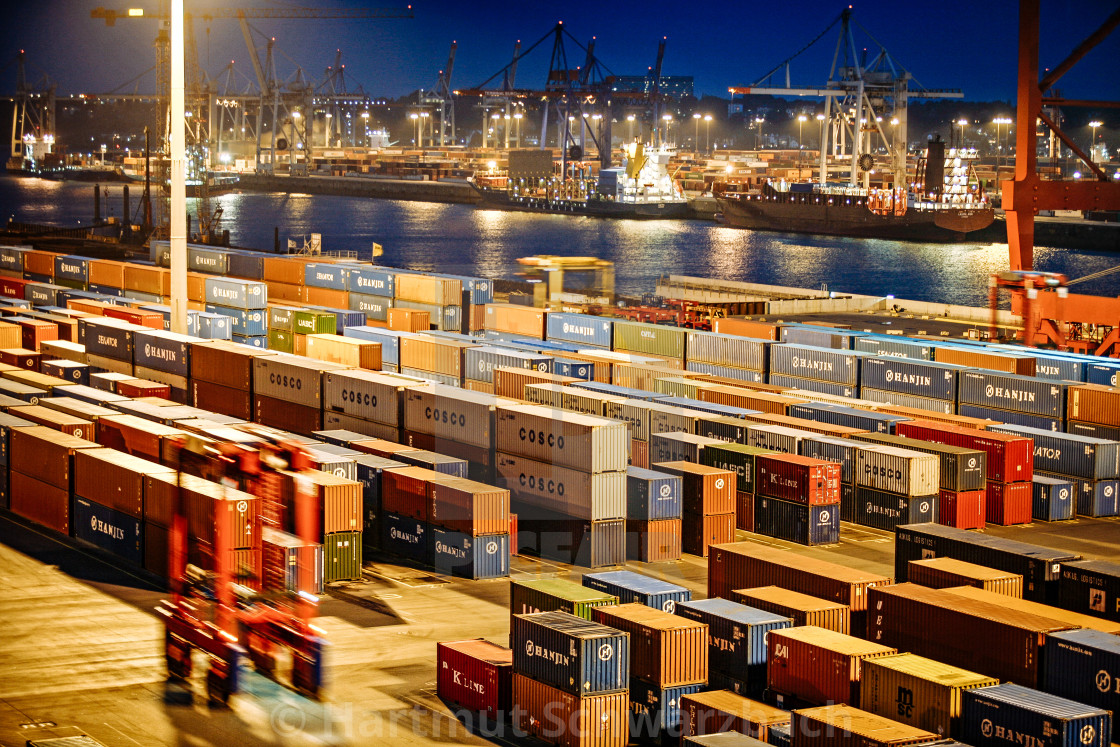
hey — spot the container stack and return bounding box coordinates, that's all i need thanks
[851,444,939,531]
[591,603,707,741]
[8,426,98,535]
[428,476,511,579]
[252,353,347,434]
[675,597,792,697]
[1058,560,1120,621]
[678,690,790,743]
[404,384,514,482]
[906,556,1023,596]
[320,369,418,441]
[859,356,965,414]
[650,431,722,464]
[752,453,841,546]
[203,277,268,348]
[511,610,630,747]
[625,466,683,562]
[464,347,550,394]
[394,273,462,333]
[732,586,851,635]
[684,328,771,383]
[896,421,1033,526]
[398,335,470,385]
[497,403,629,566]
[851,432,986,529]
[582,570,691,613]
[765,626,897,708]
[650,461,735,556]
[989,424,1120,518]
[79,316,145,376]
[767,344,863,398]
[700,442,777,532]
[279,468,363,582]
[961,684,1111,747]
[346,266,396,324]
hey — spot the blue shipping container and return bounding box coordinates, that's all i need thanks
[305,263,350,290]
[854,335,935,360]
[1067,421,1120,441]
[232,334,267,348]
[629,679,703,738]
[674,597,792,672]
[72,496,143,566]
[381,512,429,562]
[510,610,629,696]
[197,311,232,340]
[852,486,937,531]
[684,361,766,383]
[1043,629,1120,745]
[545,312,613,348]
[799,435,859,484]
[582,570,691,612]
[551,358,595,380]
[204,278,267,310]
[205,304,268,336]
[133,330,192,377]
[987,424,1120,481]
[768,344,864,386]
[347,267,396,296]
[1075,479,1120,518]
[626,466,683,521]
[787,402,907,434]
[961,683,1111,747]
[25,283,64,307]
[958,370,1068,419]
[1032,475,1074,522]
[753,496,840,546]
[54,255,89,283]
[860,356,962,401]
[430,527,510,579]
[349,292,392,322]
[227,251,266,280]
[1086,362,1120,387]
[957,403,1063,432]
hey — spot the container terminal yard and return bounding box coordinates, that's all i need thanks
[1,2,1120,747]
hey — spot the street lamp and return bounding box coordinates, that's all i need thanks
[992,117,1012,170]
[693,113,701,153]
[662,113,673,147]
[704,115,712,155]
[956,118,968,148]
[1089,120,1103,163]
[324,112,332,148]
[513,111,523,148]
[409,112,419,147]
[797,114,808,179]
[755,117,765,150]
[626,114,636,142]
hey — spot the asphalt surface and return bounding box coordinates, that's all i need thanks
[0,508,1117,746]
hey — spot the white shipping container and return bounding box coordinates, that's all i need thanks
[856,444,940,496]
[604,398,654,442]
[495,403,629,473]
[524,382,565,408]
[324,369,420,426]
[745,424,810,454]
[496,451,626,521]
[404,384,515,449]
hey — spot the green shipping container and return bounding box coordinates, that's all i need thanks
[53,278,87,290]
[655,376,702,399]
[612,319,687,360]
[323,530,362,582]
[268,328,294,353]
[510,578,618,620]
[293,310,337,335]
[701,442,777,493]
[269,305,300,332]
[859,652,999,739]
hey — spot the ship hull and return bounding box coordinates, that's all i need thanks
[474,186,693,220]
[716,193,996,243]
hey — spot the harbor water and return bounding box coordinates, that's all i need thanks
[5,175,1120,305]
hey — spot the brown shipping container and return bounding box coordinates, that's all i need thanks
[733,586,851,635]
[190,340,271,390]
[512,673,628,747]
[116,379,171,399]
[4,369,70,392]
[484,303,546,338]
[123,264,170,295]
[700,385,809,415]
[1068,383,1120,427]
[88,259,126,289]
[382,465,449,521]
[0,347,41,370]
[709,542,891,612]
[463,380,494,393]
[933,347,1035,377]
[269,282,304,303]
[97,414,185,464]
[940,585,1120,634]
[387,307,430,332]
[280,469,362,535]
[254,394,322,435]
[682,512,735,557]
[626,518,682,562]
[714,318,781,340]
[23,250,55,278]
[144,520,170,577]
[145,472,260,548]
[10,425,100,489]
[790,705,940,747]
[436,639,513,720]
[322,412,401,441]
[9,470,70,534]
[20,319,58,351]
[396,273,462,307]
[679,691,790,742]
[7,404,94,439]
[631,438,649,469]
[73,447,176,520]
[907,557,1024,597]
[305,334,381,370]
[496,451,626,522]
[866,583,1077,687]
[591,603,708,687]
[193,379,252,421]
[303,286,349,309]
[765,625,896,706]
[742,411,868,438]
[428,477,510,535]
[263,256,307,285]
[652,461,736,515]
[494,366,578,399]
[736,490,755,531]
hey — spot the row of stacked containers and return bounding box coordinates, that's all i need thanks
[438,541,1120,746]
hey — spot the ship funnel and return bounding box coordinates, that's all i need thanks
[925,135,945,198]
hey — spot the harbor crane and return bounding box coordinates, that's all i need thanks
[416,41,457,147]
[729,7,963,190]
[3,51,56,173]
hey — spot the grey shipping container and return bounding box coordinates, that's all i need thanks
[1032,475,1075,522]
[1074,478,1120,518]
[627,466,684,521]
[464,347,551,384]
[856,444,940,495]
[961,683,1110,747]
[787,402,908,434]
[1059,560,1120,622]
[767,375,858,399]
[854,336,935,360]
[959,403,1063,432]
[582,570,691,613]
[510,610,629,695]
[768,344,864,386]
[496,451,625,521]
[686,329,768,370]
[753,496,839,546]
[853,486,937,531]
[650,431,723,464]
[860,388,955,414]
[685,361,766,383]
[958,370,1067,419]
[798,435,859,485]
[702,442,776,493]
[1042,628,1120,744]
[546,312,613,348]
[988,423,1120,481]
[630,679,704,740]
[780,325,864,350]
[746,424,807,455]
[430,527,510,579]
[323,369,417,426]
[860,356,963,401]
[851,433,986,492]
[674,597,791,673]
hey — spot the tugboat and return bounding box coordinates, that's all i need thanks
[715,135,996,242]
[472,142,693,219]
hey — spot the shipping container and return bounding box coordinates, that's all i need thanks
[686,329,769,371]
[769,345,865,386]
[958,371,1067,419]
[755,454,842,505]
[753,496,840,546]
[732,588,850,635]
[496,403,629,473]
[347,267,396,296]
[860,357,963,402]
[766,626,896,706]
[11,425,99,489]
[511,610,629,695]
[9,469,70,533]
[204,277,267,309]
[547,312,614,348]
[522,512,627,568]
[625,518,683,563]
[612,319,687,359]
[262,526,323,594]
[745,425,809,455]
[851,434,986,493]
[1042,629,1120,744]
[855,335,935,360]
[1059,560,1120,622]
[985,480,1032,526]
[1072,477,1120,517]
[430,527,510,579]
[322,530,362,582]
[895,421,1032,483]
[652,461,736,516]
[509,577,618,620]
[591,603,706,687]
[936,489,985,529]
[404,384,511,450]
[380,512,429,562]
[700,442,777,494]
[798,436,858,485]
[626,466,683,520]
[787,403,908,435]
[907,557,1023,597]
[649,431,723,465]
[71,495,143,565]
[512,672,629,747]
[675,597,791,679]
[496,451,626,521]
[679,691,790,742]
[436,639,512,721]
[852,487,938,532]
[1031,475,1074,522]
[682,512,736,557]
[933,346,1035,376]
[961,683,1110,747]
[428,477,509,535]
[254,394,321,435]
[629,677,704,740]
[582,570,691,613]
[791,705,941,747]
[855,446,940,496]
[867,583,1076,687]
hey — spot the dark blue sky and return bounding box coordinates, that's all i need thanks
[2,1,1118,104]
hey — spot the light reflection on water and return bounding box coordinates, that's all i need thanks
[3,175,1118,306]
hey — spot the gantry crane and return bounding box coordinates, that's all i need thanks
[417,41,457,147]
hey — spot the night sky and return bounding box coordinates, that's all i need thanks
[1,1,1118,105]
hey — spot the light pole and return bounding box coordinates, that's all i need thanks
[704,115,712,155]
[420,112,430,148]
[693,113,701,153]
[409,112,419,147]
[1090,120,1103,163]
[662,113,672,147]
[514,111,523,148]
[755,117,765,150]
[324,112,332,148]
[491,112,500,150]
[992,117,1012,170]
[957,118,968,149]
[797,114,807,179]
[361,111,370,146]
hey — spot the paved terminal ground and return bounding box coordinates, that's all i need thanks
[0,510,1116,746]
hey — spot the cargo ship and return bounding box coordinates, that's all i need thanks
[471,143,692,219]
[715,137,997,243]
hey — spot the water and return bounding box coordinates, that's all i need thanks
[4,175,1118,307]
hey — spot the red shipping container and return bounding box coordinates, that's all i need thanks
[895,420,1032,483]
[116,379,171,399]
[0,276,29,299]
[382,465,448,521]
[193,379,252,421]
[938,488,986,529]
[682,512,735,557]
[428,477,510,535]
[766,626,897,706]
[103,307,164,330]
[985,480,1033,526]
[436,639,513,720]
[755,454,841,505]
[9,469,69,534]
[510,513,518,556]
[0,347,40,370]
[18,319,58,352]
[253,394,321,435]
[736,490,755,531]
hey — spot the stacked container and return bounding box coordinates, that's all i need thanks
[203,277,268,348]
[753,453,841,546]
[767,344,864,398]
[906,557,1023,597]
[509,578,619,623]
[346,267,395,324]
[790,705,941,747]
[859,356,965,413]
[851,444,939,531]
[679,691,790,743]
[252,353,348,434]
[685,329,770,383]
[732,586,851,635]
[957,370,1068,431]
[1058,560,1120,622]
[404,384,514,483]
[320,369,417,441]
[8,426,100,535]
[650,461,735,556]
[765,626,897,707]
[625,466,683,562]
[464,347,550,393]
[700,442,776,532]
[191,339,271,421]
[435,639,513,723]
[428,477,511,579]
[393,273,462,333]
[961,684,1111,747]
[511,610,630,747]
[591,603,706,740]
[1042,629,1120,745]
[581,570,690,613]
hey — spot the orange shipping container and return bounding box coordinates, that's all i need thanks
[303,286,349,308]
[733,586,851,634]
[1068,383,1120,427]
[387,307,430,332]
[23,250,55,278]
[766,626,897,706]
[7,404,94,439]
[399,335,471,378]
[268,282,304,303]
[513,674,629,747]
[123,264,170,295]
[484,303,546,338]
[187,272,207,302]
[907,557,1023,597]
[714,318,782,340]
[700,384,810,415]
[0,322,21,349]
[591,603,707,687]
[679,691,790,742]
[493,366,578,400]
[87,259,126,289]
[395,273,462,306]
[933,347,1035,376]
[304,333,381,370]
[263,257,307,286]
